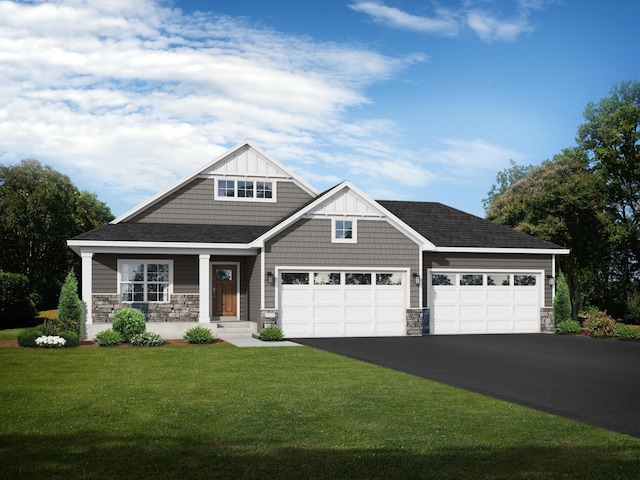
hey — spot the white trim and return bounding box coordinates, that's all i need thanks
[211,261,241,320]
[214,177,277,203]
[81,252,94,325]
[332,218,357,243]
[67,241,260,257]
[112,140,318,223]
[199,254,211,323]
[116,259,175,303]
[433,247,570,255]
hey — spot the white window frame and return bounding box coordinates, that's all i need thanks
[332,218,357,243]
[214,178,277,202]
[117,259,174,303]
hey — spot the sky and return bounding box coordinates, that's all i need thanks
[0,0,637,219]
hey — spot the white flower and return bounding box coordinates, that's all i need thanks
[35,335,67,347]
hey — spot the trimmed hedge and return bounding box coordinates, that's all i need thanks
[17,327,44,347]
[112,308,146,342]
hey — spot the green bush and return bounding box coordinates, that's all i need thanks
[183,326,214,344]
[58,330,79,347]
[553,271,571,325]
[555,320,582,335]
[257,326,284,341]
[583,311,616,338]
[17,327,44,347]
[57,271,83,336]
[613,323,640,341]
[0,271,36,328]
[112,308,146,342]
[94,329,123,347]
[130,332,163,347]
[625,291,640,325]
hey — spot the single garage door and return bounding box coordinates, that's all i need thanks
[279,270,407,338]
[429,271,542,334]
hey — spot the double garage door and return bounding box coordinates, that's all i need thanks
[429,271,542,334]
[279,269,407,338]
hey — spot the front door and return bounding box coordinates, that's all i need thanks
[212,265,237,317]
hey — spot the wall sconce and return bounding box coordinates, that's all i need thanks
[547,275,555,286]
[413,273,421,286]
[266,271,274,286]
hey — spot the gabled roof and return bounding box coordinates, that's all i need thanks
[112,140,319,224]
[378,201,567,251]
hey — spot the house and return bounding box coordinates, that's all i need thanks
[68,140,569,340]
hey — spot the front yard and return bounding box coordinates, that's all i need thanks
[0,344,638,479]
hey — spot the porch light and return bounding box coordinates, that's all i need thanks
[266,271,274,286]
[413,273,421,286]
[547,275,555,286]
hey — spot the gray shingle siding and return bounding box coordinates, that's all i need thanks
[423,252,554,306]
[129,178,313,225]
[264,218,421,308]
[247,253,261,323]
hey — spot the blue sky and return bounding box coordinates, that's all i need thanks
[0,0,637,218]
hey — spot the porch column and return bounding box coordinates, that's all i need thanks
[199,254,211,323]
[81,252,94,325]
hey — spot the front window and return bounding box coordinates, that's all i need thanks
[119,260,172,302]
[218,180,235,197]
[256,181,273,199]
[333,219,357,243]
[237,181,254,198]
[216,179,275,201]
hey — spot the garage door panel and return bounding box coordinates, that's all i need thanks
[344,289,374,302]
[434,289,457,302]
[313,322,344,336]
[312,305,341,320]
[312,289,342,303]
[487,289,511,302]
[487,305,510,317]
[514,290,538,302]
[460,304,485,317]
[460,319,486,333]
[374,322,405,335]
[488,319,512,332]
[459,290,484,302]
[513,305,538,318]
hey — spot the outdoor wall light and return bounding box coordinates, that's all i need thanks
[413,273,421,286]
[266,271,274,286]
[547,275,555,286]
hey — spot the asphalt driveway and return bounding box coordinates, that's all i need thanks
[293,334,640,438]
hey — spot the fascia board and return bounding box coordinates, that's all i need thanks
[432,247,571,255]
[67,240,259,256]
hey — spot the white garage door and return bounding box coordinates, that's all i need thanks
[429,271,542,334]
[279,270,407,338]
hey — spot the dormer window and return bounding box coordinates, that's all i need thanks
[333,219,357,243]
[215,179,276,202]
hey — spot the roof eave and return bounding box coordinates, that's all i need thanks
[431,246,570,255]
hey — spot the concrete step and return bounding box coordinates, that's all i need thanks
[215,321,257,338]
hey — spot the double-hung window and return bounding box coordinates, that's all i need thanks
[119,260,172,303]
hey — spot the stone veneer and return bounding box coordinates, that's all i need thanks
[540,307,554,333]
[260,309,279,329]
[92,294,200,323]
[406,309,424,336]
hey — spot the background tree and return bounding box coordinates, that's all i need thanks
[482,159,534,212]
[0,160,113,309]
[486,148,609,316]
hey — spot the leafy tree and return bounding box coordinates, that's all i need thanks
[553,272,571,325]
[57,271,83,336]
[0,271,36,327]
[577,80,640,304]
[0,160,113,308]
[486,148,609,316]
[482,159,534,212]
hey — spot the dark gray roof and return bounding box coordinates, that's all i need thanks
[377,200,565,250]
[71,223,270,244]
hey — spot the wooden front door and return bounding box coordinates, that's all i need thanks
[212,265,237,317]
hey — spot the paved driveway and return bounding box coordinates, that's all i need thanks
[293,334,640,438]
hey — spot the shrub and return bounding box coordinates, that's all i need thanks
[613,323,640,341]
[58,330,79,347]
[130,332,164,347]
[183,326,214,344]
[583,310,616,338]
[17,327,44,347]
[625,291,640,325]
[553,271,571,325]
[94,329,123,347]
[257,326,284,341]
[0,271,36,328]
[555,320,582,335]
[112,308,146,342]
[57,271,83,336]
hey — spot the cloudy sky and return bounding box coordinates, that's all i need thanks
[0,0,637,218]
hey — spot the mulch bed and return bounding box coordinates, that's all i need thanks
[0,339,227,348]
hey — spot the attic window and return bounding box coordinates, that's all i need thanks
[332,219,357,243]
[215,179,276,202]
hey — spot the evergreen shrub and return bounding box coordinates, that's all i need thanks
[183,326,214,344]
[58,330,79,347]
[613,323,640,341]
[57,271,83,336]
[17,327,44,347]
[94,329,123,346]
[553,272,571,325]
[112,308,146,342]
[257,326,284,341]
[555,320,582,335]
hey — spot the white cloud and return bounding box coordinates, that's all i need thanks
[466,9,532,43]
[348,2,459,36]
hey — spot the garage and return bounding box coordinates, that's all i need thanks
[278,269,407,338]
[429,270,542,334]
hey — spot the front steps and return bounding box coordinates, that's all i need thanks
[214,321,258,339]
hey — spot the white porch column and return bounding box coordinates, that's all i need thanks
[81,252,94,325]
[199,254,211,323]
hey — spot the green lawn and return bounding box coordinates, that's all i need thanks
[1,345,638,479]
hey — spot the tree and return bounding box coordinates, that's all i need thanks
[482,159,534,212]
[0,160,114,308]
[553,272,571,325]
[57,271,83,336]
[577,80,640,304]
[486,148,609,316]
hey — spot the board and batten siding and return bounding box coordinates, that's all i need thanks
[264,218,421,308]
[92,254,198,294]
[129,178,313,225]
[423,252,554,306]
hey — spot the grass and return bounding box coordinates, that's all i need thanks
[0,345,639,479]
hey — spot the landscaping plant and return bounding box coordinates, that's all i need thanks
[183,326,214,344]
[257,326,284,341]
[58,330,79,347]
[583,310,616,338]
[35,335,66,348]
[553,271,571,325]
[130,332,164,346]
[555,319,582,335]
[112,308,146,342]
[94,329,123,346]
[56,271,83,336]
[17,327,44,347]
[613,323,640,341]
